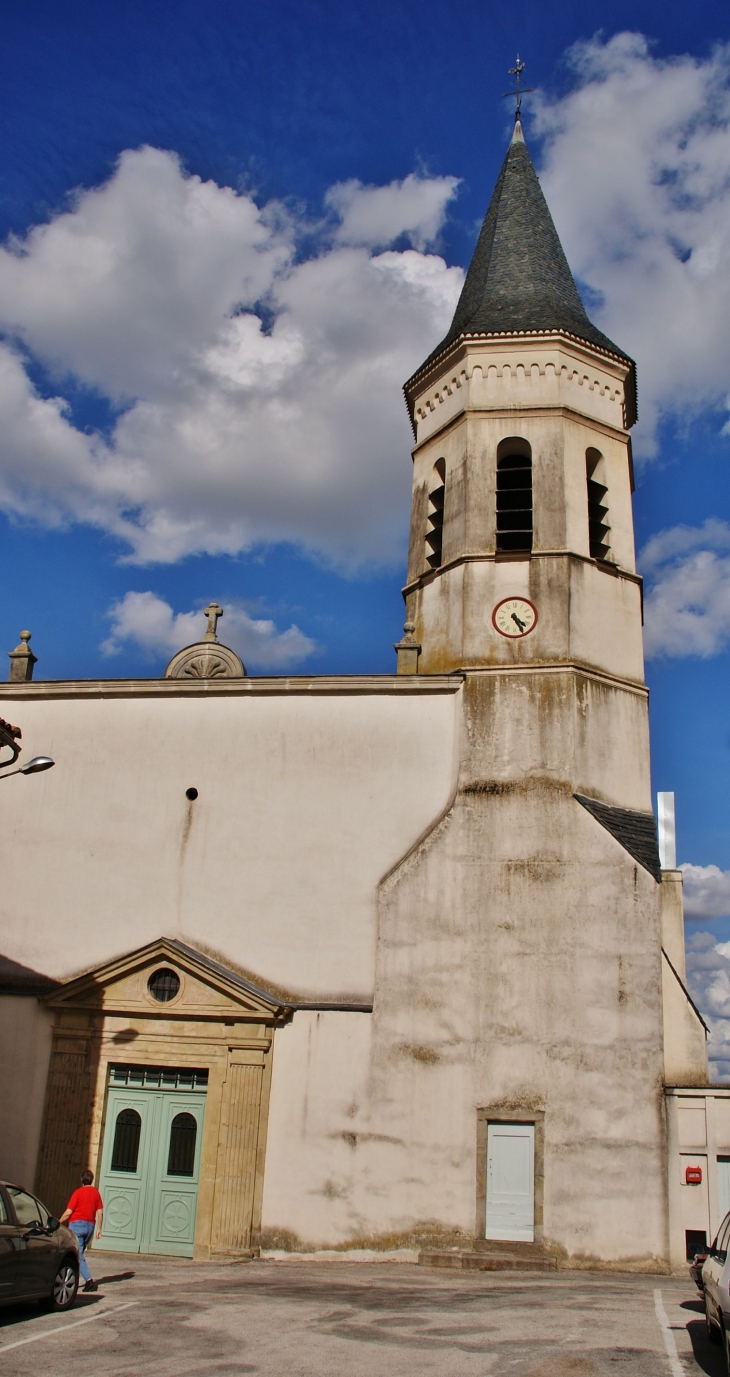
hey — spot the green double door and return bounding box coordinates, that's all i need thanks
[98,1086,206,1256]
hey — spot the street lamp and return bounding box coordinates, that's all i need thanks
[0,756,55,780]
[0,717,54,779]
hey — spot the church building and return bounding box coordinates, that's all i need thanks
[0,114,720,1272]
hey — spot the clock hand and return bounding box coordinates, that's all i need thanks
[511,612,526,632]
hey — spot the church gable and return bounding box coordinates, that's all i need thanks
[45,936,292,1022]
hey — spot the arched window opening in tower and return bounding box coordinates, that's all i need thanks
[586,448,611,561]
[425,458,446,569]
[496,440,532,553]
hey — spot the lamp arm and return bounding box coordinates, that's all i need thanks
[0,719,22,770]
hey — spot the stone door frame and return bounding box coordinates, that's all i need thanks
[35,938,291,1259]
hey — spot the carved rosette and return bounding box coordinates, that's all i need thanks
[164,642,246,679]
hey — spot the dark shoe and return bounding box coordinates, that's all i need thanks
[83,1279,98,1292]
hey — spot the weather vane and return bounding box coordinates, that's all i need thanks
[502,55,534,120]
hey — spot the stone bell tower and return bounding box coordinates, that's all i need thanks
[399,114,641,684]
[370,113,707,1269]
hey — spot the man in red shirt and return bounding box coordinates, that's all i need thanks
[59,1170,104,1292]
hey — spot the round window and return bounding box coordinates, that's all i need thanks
[147,968,181,1003]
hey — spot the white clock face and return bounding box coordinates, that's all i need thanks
[492,597,538,639]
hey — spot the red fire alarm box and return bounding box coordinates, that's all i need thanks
[686,1166,703,1185]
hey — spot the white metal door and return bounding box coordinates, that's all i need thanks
[486,1122,535,1242]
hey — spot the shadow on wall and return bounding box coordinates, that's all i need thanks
[0,955,59,1191]
[34,972,104,1218]
[0,954,59,996]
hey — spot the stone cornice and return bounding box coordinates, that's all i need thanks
[454,661,649,697]
[404,329,637,435]
[402,549,643,599]
[410,402,633,456]
[0,673,465,701]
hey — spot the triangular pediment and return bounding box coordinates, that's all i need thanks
[45,937,292,1022]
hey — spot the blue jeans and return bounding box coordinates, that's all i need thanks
[68,1220,94,1282]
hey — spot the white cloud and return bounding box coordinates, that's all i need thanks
[640,521,730,657]
[6,36,730,569]
[534,33,730,455]
[102,590,316,671]
[0,148,462,566]
[641,519,730,572]
[686,932,730,1080]
[326,173,460,251]
[681,863,730,920]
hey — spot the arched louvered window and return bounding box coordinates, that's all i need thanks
[425,459,446,569]
[111,1108,142,1173]
[496,439,532,553]
[586,448,611,561]
[167,1112,197,1177]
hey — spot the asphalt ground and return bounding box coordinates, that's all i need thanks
[0,1255,723,1377]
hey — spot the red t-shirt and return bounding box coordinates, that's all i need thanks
[66,1186,103,1223]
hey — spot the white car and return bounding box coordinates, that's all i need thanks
[702,1212,730,1364]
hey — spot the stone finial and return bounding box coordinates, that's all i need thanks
[164,601,246,679]
[394,621,421,676]
[8,630,37,683]
[203,602,224,642]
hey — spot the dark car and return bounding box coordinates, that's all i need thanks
[0,1180,79,1311]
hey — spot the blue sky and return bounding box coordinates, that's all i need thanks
[0,0,730,1057]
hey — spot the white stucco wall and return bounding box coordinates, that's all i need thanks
[263,1006,475,1246]
[0,679,460,998]
[263,1011,374,1245]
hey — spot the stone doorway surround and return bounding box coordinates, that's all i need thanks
[35,937,293,1259]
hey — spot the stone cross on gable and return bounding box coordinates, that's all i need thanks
[203,603,224,642]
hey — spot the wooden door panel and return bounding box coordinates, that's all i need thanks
[147,1096,206,1256]
[98,1092,155,1254]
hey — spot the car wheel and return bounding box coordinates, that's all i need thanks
[48,1260,78,1312]
[707,1302,721,1343]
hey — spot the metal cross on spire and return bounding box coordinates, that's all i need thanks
[502,55,534,120]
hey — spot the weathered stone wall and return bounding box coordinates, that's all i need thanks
[364,673,670,1266]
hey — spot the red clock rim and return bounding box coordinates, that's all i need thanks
[491,596,538,638]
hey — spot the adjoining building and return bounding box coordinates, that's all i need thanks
[0,114,715,1271]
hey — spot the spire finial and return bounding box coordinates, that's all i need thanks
[502,55,534,125]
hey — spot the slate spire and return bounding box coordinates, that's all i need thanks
[409,116,636,424]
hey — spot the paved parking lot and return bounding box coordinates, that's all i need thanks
[0,1255,723,1377]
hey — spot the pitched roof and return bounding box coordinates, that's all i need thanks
[574,793,661,882]
[406,118,636,425]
